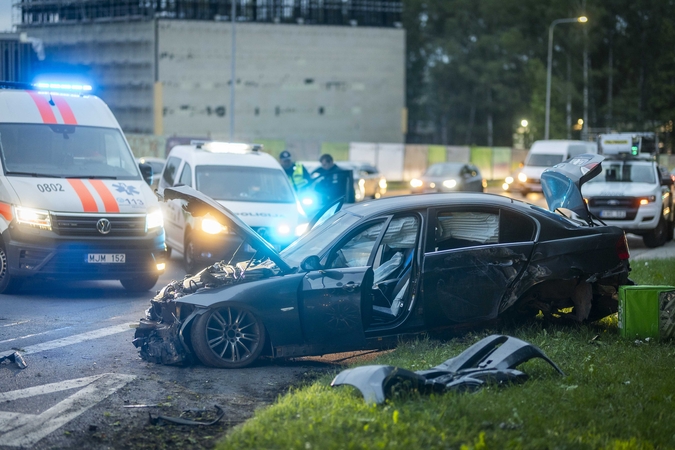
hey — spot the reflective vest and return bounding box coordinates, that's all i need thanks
[292,163,308,189]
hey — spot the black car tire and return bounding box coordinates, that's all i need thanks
[0,244,22,295]
[190,306,266,368]
[643,216,668,248]
[183,233,198,274]
[120,274,159,292]
[520,190,529,197]
[165,245,173,258]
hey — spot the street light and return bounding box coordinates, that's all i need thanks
[544,16,588,140]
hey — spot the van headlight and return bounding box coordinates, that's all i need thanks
[201,216,228,234]
[16,206,52,230]
[517,172,528,183]
[146,210,163,230]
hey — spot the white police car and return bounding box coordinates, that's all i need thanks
[157,141,307,272]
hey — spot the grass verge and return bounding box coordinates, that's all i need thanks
[217,261,675,450]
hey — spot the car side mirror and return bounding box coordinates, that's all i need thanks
[139,163,153,186]
[300,255,322,271]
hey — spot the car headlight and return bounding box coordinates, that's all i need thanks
[295,222,309,236]
[379,178,387,189]
[517,172,527,183]
[277,224,291,235]
[443,179,457,188]
[505,176,514,184]
[639,196,656,205]
[201,216,228,234]
[146,209,163,230]
[502,183,510,191]
[16,206,52,230]
[410,179,423,188]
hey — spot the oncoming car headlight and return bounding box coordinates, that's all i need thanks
[146,209,163,230]
[201,216,228,234]
[442,179,457,188]
[517,172,528,183]
[16,206,52,230]
[410,179,423,188]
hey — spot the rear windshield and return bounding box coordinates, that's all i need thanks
[0,123,140,179]
[526,154,564,167]
[586,161,656,184]
[196,165,295,203]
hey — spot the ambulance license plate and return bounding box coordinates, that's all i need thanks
[600,210,626,219]
[87,253,125,263]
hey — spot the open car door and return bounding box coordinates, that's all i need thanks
[541,153,604,225]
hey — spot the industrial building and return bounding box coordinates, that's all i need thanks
[15,0,405,145]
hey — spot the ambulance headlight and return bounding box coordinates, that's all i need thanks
[201,217,228,234]
[16,206,52,230]
[295,222,309,236]
[146,210,163,230]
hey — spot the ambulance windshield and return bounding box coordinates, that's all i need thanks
[0,123,140,179]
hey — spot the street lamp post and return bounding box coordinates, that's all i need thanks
[229,0,236,142]
[544,16,587,140]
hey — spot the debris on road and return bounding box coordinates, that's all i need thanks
[0,350,27,369]
[331,335,564,404]
[148,405,225,426]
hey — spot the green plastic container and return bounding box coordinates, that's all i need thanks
[618,285,675,340]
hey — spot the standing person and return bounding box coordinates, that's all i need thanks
[278,150,310,191]
[311,154,346,203]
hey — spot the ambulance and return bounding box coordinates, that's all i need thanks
[0,82,166,294]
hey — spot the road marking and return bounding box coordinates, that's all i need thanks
[2,322,134,355]
[0,373,135,447]
[0,320,30,328]
[0,326,73,345]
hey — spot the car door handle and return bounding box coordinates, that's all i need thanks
[342,281,359,292]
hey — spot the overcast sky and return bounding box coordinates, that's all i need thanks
[1,2,13,32]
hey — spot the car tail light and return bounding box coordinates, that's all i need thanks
[616,234,630,260]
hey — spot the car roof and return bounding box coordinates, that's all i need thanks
[167,144,281,169]
[345,192,537,217]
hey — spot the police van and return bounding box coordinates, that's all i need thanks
[0,82,166,293]
[158,141,307,272]
[582,133,675,248]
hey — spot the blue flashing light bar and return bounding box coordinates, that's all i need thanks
[33,82,93,92]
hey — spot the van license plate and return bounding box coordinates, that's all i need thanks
[600,210,626,219]
[87,253,125,263]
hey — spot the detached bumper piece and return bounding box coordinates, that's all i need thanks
[0,350,27,369]
[133,320,191,366]
[331,335,564,404]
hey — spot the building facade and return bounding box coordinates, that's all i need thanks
[17,0,405,144]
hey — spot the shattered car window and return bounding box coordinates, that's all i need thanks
[329,221,384,268]
[280,211,361,267]
[435,212,499,250]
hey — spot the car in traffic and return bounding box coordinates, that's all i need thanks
[410,162,485,194]
[157,141,307,273]
[133,153,630,368]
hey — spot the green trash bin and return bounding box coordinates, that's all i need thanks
[618,285,675,340]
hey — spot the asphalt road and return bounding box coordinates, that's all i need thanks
[1,189,672,449]
[0,254,330,450]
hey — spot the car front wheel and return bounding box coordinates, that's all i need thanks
[0,244,22,294]
[183,233,198,274]
[643,216,668,248]
[190,306,266,368]
[120,274,159,292]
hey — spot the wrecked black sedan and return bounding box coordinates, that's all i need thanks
[134,154,630,368]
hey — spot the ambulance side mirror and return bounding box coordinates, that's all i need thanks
[139,163,153,186]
